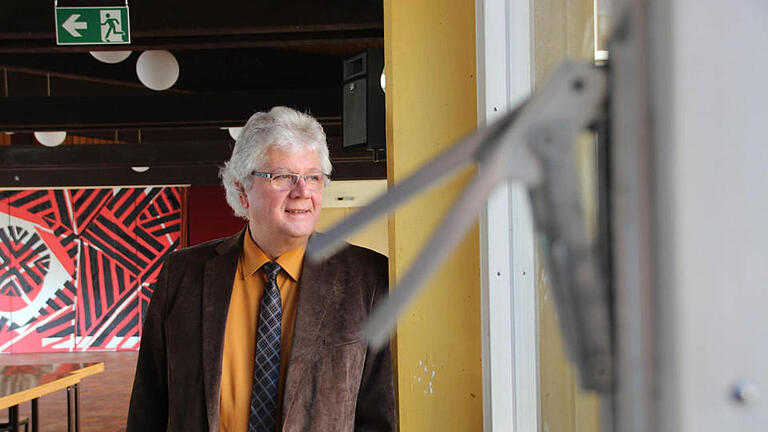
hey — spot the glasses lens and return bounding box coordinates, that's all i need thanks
[304,174,325,189]
[272,174,296,189]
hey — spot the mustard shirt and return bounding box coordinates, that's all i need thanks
[218,229,304,432]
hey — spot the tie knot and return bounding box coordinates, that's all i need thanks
[261,261,282,282]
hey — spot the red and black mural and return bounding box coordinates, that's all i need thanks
[0,187,182,353]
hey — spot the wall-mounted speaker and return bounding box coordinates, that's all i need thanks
[342,48,385,150]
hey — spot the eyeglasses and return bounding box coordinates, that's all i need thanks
[251,171,330,190]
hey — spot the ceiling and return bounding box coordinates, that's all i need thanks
[0,0,386,187]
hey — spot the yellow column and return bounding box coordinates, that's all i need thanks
[384,1,481,431]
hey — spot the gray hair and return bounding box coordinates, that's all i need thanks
[220,106,332,218]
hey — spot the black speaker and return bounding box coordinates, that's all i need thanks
[342,48,385,150]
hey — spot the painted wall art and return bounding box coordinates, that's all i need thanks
[0,187,182,353]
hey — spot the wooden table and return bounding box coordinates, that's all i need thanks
[0,362,104,432]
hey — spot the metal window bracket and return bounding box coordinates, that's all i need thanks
[307,60,612,392]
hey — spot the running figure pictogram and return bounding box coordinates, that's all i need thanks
[101,13,124,42]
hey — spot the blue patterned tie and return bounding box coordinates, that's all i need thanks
[249,261,283,432]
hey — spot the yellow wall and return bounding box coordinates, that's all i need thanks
[317,207,388,257]
[384,0,481,430]
[533,0,601,431]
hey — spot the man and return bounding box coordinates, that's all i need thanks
[127,107,396,431]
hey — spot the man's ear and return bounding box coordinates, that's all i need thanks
[235,181,249,209]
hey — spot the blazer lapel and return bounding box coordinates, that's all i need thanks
[201,229,244,432]
[281,237,338,427]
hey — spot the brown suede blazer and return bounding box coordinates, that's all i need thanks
[126,230,396,432]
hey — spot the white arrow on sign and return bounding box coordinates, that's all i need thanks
[62,14,87,37]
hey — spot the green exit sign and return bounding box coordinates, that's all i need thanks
[55,6,131,45]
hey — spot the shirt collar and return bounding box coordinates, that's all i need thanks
[242,227,305,282]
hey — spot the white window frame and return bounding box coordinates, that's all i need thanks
[476,0,538,431]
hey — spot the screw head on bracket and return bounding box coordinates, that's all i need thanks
[732,380,760,405]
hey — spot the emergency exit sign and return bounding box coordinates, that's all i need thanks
[55,6,130,45]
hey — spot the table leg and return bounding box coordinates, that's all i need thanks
[66,386,73,432]
[74,383,80,432]
[8,405,18,432]
[31,398,39,432]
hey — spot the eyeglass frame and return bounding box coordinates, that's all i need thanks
[251,170,331,190]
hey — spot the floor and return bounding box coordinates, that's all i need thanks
[1,351,138,432]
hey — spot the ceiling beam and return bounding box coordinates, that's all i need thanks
[0,141,232,167]
[0,165,220,188]
[0,30,383,54]
[0,162,386,188]
[0,88,342,131]
[0,141,386,187]
[0,161,386,188]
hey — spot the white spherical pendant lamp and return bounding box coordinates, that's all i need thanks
[90,50,132,64]
[228,127,243,140]
[136,50,180,91]
[380,69,386,92]
[34,131,67,147]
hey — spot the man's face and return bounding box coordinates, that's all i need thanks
[242,146,324,254]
